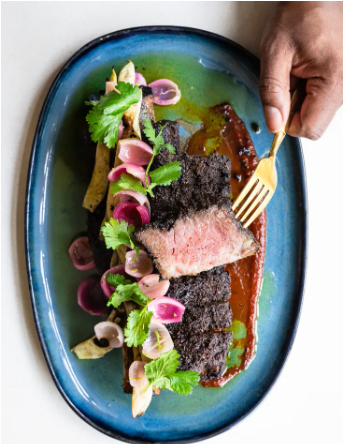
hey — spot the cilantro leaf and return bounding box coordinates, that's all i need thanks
[142,119,164,147]
[145,349,179,386]
[86,109,122,149]
[167,371,200,395]
[109,173,147,196]
[86,82,140,148]
[107,282,151,309]
[142,119,176,154]
[106,273,132,288]
[149,161,182,187]
[144,350,199,395]
[162,143,176,154]
[124,309,153,347]
[101,218,137,252]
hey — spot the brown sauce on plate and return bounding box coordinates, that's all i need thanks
[187,104,266,387]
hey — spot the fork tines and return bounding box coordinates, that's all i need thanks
[232,174,273,228]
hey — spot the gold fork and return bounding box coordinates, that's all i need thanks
[232,90,299,228]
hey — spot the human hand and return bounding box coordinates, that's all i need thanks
[260,1,343,139]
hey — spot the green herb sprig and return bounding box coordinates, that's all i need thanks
[101,218,139,255]
[106,279,153,347]
[86,82,140,148]
[144,350,200,395]
[142,119,181,197]
[108,120,182,198]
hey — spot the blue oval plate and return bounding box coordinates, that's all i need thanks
[26,26,307,443]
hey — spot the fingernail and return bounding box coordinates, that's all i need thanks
[263,106,283,132]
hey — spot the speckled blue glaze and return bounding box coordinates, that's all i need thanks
[25,27,307,443]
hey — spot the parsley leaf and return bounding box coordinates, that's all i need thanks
[86,82,140,148]
[107,282,151,309]
[106,273,132,288]
[109,173,147,196]
[101,218,139,254]
[145,350,200,395]
[124,309,153,347]
[149,161,182,187]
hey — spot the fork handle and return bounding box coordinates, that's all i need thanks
[269,89,299,159]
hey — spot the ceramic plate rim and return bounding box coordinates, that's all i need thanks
[25,25,307,444]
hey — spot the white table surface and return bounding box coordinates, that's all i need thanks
[2,2,343,443]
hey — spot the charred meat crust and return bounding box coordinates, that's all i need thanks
[167,266,232,376]
[167,329,233,380]
[144,152,232,231]
[168,266,231,305]
[175,302,232,334]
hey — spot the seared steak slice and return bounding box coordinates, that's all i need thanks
[168,329,232,380]
[137,204,259,279]
[168,266,231,305]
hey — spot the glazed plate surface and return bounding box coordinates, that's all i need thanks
[26,26,307,443]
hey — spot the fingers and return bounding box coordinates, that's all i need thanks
[288,77,343,140]
[259,39,293,133]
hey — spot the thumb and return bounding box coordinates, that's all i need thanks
[259,43,293,133]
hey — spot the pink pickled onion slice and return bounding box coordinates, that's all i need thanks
[135,72,147,87]
[136,205,150,225]
[94,321,124,348]
[113,190,150,216]
[129,361,148,388]
[68,236,95,271]
[77,276,108,315]
[100,265,129,298]
[118,120,124,140]
[118,139,153,166]
[113,202,150,229]
[138,274,160,287]
[142,321,174,359]
[125,250,153,278]
[148,297,185,323]
[105,81,117,94]
[138,275,170,299]
[108,163,150,185]
[148,79,181,106]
